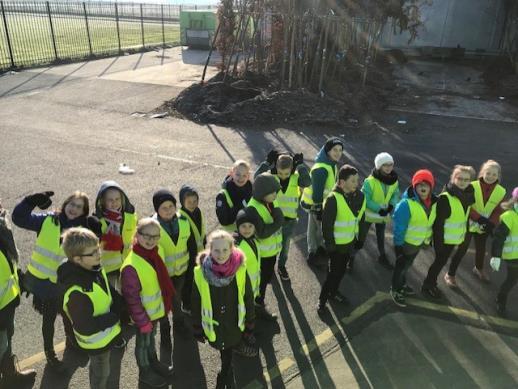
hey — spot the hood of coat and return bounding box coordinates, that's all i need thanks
[94,180,135,217]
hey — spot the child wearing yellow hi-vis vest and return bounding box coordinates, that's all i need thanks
[94,181,137,291]
[121,218,174,388]
[391,170,438,307]
[178,184,207,326]
[151,189,197,349]
[234,209,261,300]
[359,152,400,271]
[448,160,505,282]
[318,165,366,313]
[490,187,518,317]
[254,150,311,281]
[58,227,123,389]
[0,204,36,386]
[247,173,284,321]
[422,165,475,299]
[191,230,257,389]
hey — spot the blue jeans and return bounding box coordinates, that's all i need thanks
[278,218,297,268]
[306,211,324,254]
[89,349,111,389]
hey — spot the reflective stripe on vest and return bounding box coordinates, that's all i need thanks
[28,216,64,283]
[219,189,237,232]
[442,192,470,245]
[193,263,247,342]
[100,212,137,273]
[180,209,206,252]
[121,251,165,321]
[301,163,337,206]
[247,198,283,257]
[404,200,437,246]
[275,173,300,219]
[238,239,261,298]
[501,210,518,260]
[0,251,20,310]
[157,215,191,277]
[468,181,506,234]
[326,192,365,245]
[363,176,398,224]
[63,269,121,350]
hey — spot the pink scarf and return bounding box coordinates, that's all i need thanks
[211,249,243,277]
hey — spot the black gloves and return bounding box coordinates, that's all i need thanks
[266,149,279,165]
[477,216,490,226]
[378,208,390,217]
[17,269,30,297]
[26,191,54,209]
[87,216,103,238]
[293,153,304,168]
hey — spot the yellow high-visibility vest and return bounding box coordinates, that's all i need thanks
[301,163,337,206]
[404,200,437,246]
[275,173,300,219]
[325,191,366,245]
[247,198,283,257]
[100,212,137,273]
[363,176,398,224]
[157,215,191,277]
[238,239,260,298]
[442,192,470,245]
[179,209,206,252]
[0,251,20,310]
[501,210,518,261]
[469,180,505,234]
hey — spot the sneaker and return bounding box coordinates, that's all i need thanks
[317,301,328,314]
[496,298,507,318]
[150,357,174,377]
[329,291,349,305]
[402,285,416,296]
[254,303,278,322]
[234,341,258,357]
[444,273,457,288]
[277,266,290,281]
[421,285,442,300]
[45,350,67,374]
[378,254,394,270]
[473,267,490,282]
[390,288,407,307]
[113,336,127,349]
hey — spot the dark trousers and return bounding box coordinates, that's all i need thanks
[319,250,352,304]
[448,232,490,276]
[392,250,419,291]
[359,222,386,256]
[182,257,195,309]
[255,256,277,305]
[0,305,15,362]
[423,244,455,288]
[497,261,518,304]
[220,348,234,381]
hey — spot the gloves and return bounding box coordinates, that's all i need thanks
[378,208,390,217]
[490,257,501,272]
[17,269,30,298]
[25,191,54,209]
[354,240,364,250]
[139,321,153,334]
[483,221,495,234]
[293,153,304,168]
[87,216,102,238]
[477,216,490,225]
[266,149,279,165]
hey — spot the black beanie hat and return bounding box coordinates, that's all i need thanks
[338,164,358,181]
[236,208,256,228]
[324,137,344,153]
[153,189,176,212]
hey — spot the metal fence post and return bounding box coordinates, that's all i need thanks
[82,2,93,56]
[115,2,121,53]
[161,4,165,47]
[140,3,144,49]
[46,1,58,61]
[0,0,15,68]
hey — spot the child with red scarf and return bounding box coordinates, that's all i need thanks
[121,218,174,388]
[191,230,256,389]
[94,181,137,290]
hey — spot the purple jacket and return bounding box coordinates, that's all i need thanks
[120,266,150,329]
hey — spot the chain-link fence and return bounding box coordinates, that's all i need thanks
[0,1,215,70]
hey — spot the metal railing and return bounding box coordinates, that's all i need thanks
[0,1,214,70]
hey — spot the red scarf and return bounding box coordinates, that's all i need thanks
[101,209,124,251]
[132,242,175,314]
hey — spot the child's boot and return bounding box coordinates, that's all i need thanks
[45,349,67,374]
[0,354,36,386]
[139,367,167,388]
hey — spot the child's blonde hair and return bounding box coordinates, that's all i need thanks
[478,160,502,181]
[450,165,475,182]
[62,227,99,260]
[137,217,160,234]
[276,154,293,171]
[206,229,235,251]
[232,160,250,172]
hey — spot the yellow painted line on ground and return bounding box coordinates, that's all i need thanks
[19,341,65,370]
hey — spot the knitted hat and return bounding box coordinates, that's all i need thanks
[253,173,281,200]
[513,187,518,200]
[236,208,256,228]
[179,184,199,206]
[374,152,394,169]
[324,137,344,153]
[412,169,435,189]
[338,164,358,181]
[152,189,176,212]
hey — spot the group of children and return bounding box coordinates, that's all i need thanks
[1,139,517,388]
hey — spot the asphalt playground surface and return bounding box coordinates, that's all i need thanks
[1,48,517,388]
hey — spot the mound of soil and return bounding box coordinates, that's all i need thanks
[159,58,397,128]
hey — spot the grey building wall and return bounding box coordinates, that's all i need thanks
[381,0,507,52]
